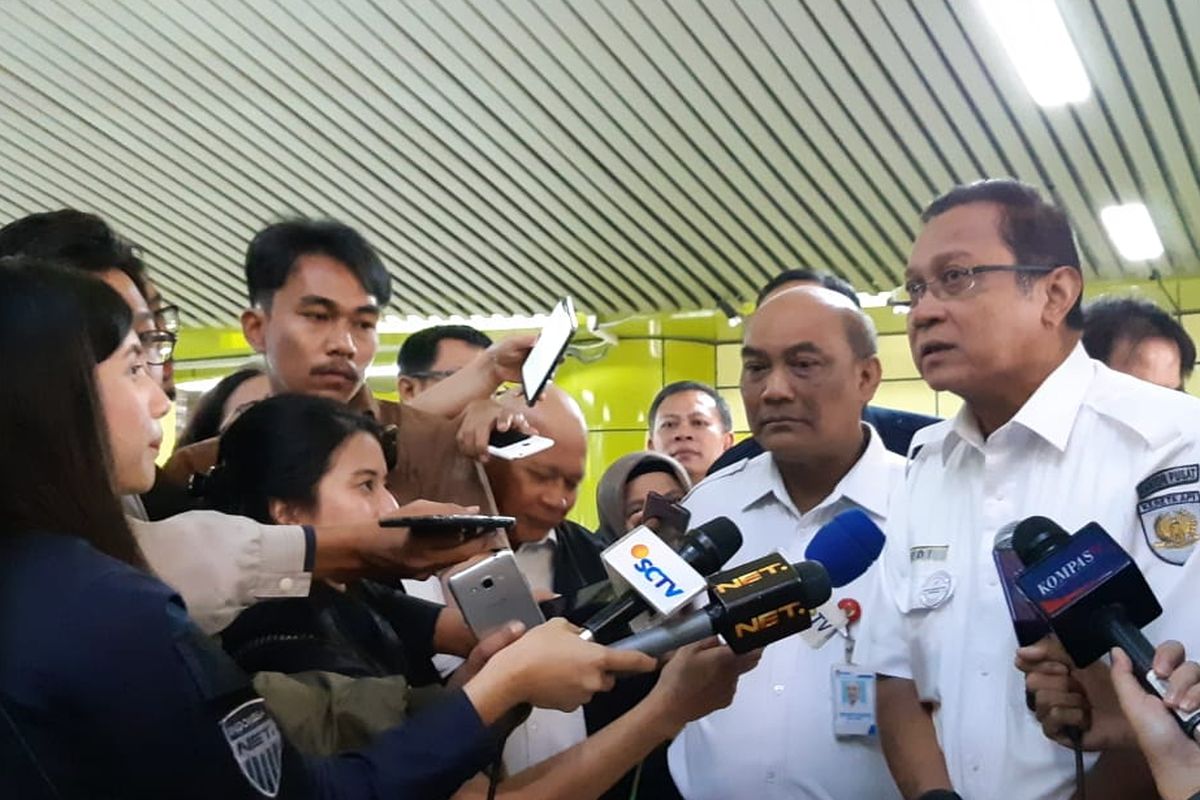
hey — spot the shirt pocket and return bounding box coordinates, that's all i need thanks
[897,547,957,704]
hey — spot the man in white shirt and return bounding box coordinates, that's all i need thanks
[668,285,904,800]
[857,179,1200,800]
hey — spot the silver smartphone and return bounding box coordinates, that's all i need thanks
[447,550,546,638]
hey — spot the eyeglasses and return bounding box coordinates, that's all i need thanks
[403,369,456,382]
[888,265,1056,309]
[139,329,177,366]
[153,304,180,335]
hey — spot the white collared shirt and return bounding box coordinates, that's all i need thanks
[402,531,587,775]
[668,425,904,800]
[857,343,1200,800]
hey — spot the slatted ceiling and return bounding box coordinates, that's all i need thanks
[2,1,1200,327]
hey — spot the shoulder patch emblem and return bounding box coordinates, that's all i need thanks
[1138,491,1200,565]
[1137,465,1200,500]
[221,699,282,797]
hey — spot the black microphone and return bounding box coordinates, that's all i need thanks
[580,517,742,644]
[1013,515,1200,736]
[610,553,831,658]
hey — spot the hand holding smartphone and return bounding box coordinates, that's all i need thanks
[448,550,546,638]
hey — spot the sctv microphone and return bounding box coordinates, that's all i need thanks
[580,517,742,643]
[1013,515,1200,735]
[610,552,831,658]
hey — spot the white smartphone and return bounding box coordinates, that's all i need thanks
[522,297,578,406]
[487,428,556,460]
[448,550,546,638]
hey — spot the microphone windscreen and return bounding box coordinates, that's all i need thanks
[792,560,833,608]
[679,516,743,575]
[1012,516,1071,566]
[804,509,885,588]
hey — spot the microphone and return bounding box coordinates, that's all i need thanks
[803,508,885,587]
[1013,515,1200,736]
[993,522,1051,646]
[610,553,831,658]
[581,517,742,643]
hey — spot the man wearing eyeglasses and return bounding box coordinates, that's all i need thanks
[856,179,1200,800]
[143,279,181,400]
[396,324,494,401]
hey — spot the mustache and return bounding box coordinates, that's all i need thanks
[310,362,360,381]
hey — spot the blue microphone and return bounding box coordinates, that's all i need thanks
[804,508,885,588]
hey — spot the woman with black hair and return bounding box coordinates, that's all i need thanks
[0,259,657,799]
[177,365,270,448]
[200,394,756,800]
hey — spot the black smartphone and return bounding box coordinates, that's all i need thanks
[640,491,691,548]
[379,514,515,538]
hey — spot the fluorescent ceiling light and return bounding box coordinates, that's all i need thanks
[378,312,548,334]
[980,0,1091,107]
[1100,202,1164,261]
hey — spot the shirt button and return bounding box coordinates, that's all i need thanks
[279,577,294,591]
[766,770,776,783]
[773,684,785,695]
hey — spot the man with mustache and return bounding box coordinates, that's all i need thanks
[164,219,522,510]
[856,179,1200,800]
[667,285,903,799]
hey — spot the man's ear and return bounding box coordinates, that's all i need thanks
[241,307,268,355]
[397,376,418,402]
[859,355,883,405]
[1042,266,1083,329]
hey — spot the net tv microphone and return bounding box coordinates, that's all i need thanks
[580,517,742,644]
[609,552,831,658]
[1013,515,1200,736]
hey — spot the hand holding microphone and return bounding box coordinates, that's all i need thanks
[1110,642,1200,800]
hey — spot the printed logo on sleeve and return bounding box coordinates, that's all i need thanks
[1138,490,1200,565]
[220,699,282,797]
[1137,465,1200,500]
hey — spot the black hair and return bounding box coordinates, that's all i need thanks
[0,257,140,565]
[0,209,149,298]
[1083,296,1196,383]
[244,219,391,308]
[755,269,860,308]
[648,381,733,432]
[397,324,493,375]
[201,393,394,524]
[177,366,266,448]
[921,179,1084,329]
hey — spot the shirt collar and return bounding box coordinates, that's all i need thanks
[943,341,1094,457]
[517,529,558,552]
[739,423,894,519]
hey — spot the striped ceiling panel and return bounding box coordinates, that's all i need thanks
[1,0,1197,326]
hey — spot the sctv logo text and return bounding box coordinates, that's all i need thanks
[631,544,685,598]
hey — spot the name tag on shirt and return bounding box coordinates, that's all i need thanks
[831,666,877,737]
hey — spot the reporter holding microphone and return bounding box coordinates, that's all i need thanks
[0,261,657,799]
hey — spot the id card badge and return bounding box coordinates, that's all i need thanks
[831,665,877,737]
